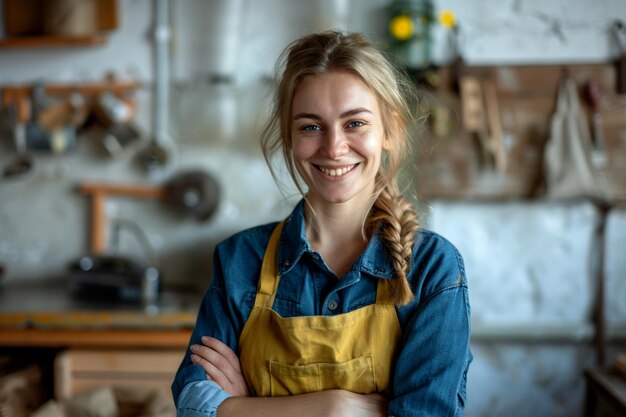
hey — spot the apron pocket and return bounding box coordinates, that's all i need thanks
[268,354,375,396]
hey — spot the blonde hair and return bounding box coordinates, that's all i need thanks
[261,31,419,306]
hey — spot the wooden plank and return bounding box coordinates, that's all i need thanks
[3,0,43,36]
[78,183,166,198]
[64,349,183,373]
[55,349,184,399]
[65,378,173,398]
[0,82,141,101]
[0,329,192,349]
[463,64,618,96]
[96,0,119,30]
[416,63,626,201]
[0,35,107,48]
[617,354,626,378]
[0,310,195,329]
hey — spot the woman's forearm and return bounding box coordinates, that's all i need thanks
[217,390,388,417]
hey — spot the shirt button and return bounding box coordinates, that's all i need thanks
[327,300,338,311]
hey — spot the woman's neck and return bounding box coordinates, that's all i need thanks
[303,198,372,277]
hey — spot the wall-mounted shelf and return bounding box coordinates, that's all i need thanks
[0,35,107,49]
[1,0,117,49]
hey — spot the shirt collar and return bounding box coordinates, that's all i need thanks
[277,199,395,279]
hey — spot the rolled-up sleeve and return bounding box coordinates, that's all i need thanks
[176,380,231,417]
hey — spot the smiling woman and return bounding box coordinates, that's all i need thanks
[172,31,472,417]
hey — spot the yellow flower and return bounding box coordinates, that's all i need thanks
[439,9,456,29]
[389,15,414,41]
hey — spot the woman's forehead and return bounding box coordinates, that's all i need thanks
[291,71,380,114]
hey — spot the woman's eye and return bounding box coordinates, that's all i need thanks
[302,124,321,132]
[347,120,364,128]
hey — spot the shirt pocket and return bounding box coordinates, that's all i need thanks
[267,354,375,396]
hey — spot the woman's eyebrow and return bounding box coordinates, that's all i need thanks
[293,112,321,121]
[340,108,372,118]
[293,108,373,121]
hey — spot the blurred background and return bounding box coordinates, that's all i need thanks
[0,0,625,416]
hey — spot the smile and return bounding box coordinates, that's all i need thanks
[316,164,357,177]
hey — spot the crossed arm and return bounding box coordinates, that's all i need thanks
[189,336,389,417]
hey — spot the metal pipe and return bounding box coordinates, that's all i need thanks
[153,0,170,145]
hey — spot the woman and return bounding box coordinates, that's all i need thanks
[172,31,471,417]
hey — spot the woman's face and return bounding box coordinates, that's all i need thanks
[290,70,387,208]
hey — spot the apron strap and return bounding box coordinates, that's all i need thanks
[375,278,396,305]
[256,221,398,307]
[255,222,284,308]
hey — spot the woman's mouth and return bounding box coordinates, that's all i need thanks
[315,164,357,177]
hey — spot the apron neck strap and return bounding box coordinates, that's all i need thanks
[256,222,284,308]
[375,278,396,305]
[256,221,397,308]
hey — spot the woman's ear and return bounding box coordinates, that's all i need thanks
[383,111,401,151]
[383,135,392,151]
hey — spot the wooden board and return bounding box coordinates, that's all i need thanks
[617,353,626,378]
[415,63,626,201]
[54,349,184,400]
[0,328,192,349]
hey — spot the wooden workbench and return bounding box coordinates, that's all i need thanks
[0,282,200,400]
[0,283,199,349]
[0,283,197,348]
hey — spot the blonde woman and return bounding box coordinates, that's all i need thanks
[172,31,471,417]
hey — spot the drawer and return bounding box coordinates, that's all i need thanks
[54,349,185,400]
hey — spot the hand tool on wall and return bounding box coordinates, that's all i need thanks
[459,76,489,162]
[459,75,507,173]
[137,0,171,171]
[78,170,220,254]
[92,92,141,157]
[2,81,140,158]
[2,94,33,178]
[25,83,78,153]
[584,79,608,167]
[611,20,626,95]
[482,79,507,173]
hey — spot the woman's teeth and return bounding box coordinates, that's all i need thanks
[318,165,356,177]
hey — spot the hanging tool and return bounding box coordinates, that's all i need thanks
[2,95,33,178]
[137,0,172,171]
[78,170,220,254]
[611,20,626,95]
[584,79,608,167]
[482,79,507,173]
[459,75,507,173]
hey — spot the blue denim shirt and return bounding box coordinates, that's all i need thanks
[172,200,472,417]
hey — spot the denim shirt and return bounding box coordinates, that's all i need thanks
[172,200,472,417]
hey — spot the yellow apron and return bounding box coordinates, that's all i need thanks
[239,222,402,397]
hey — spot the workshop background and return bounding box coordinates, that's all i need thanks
[1,0,626,416]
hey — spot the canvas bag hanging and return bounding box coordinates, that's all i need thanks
[544,77,610,200]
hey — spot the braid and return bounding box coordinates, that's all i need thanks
[367,185,419,306]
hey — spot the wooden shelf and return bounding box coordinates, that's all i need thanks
[0,328,192,349]
[0,35,107,49]
[1,0,118,49]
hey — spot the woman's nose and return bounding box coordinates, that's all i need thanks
[322,129,349,159]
